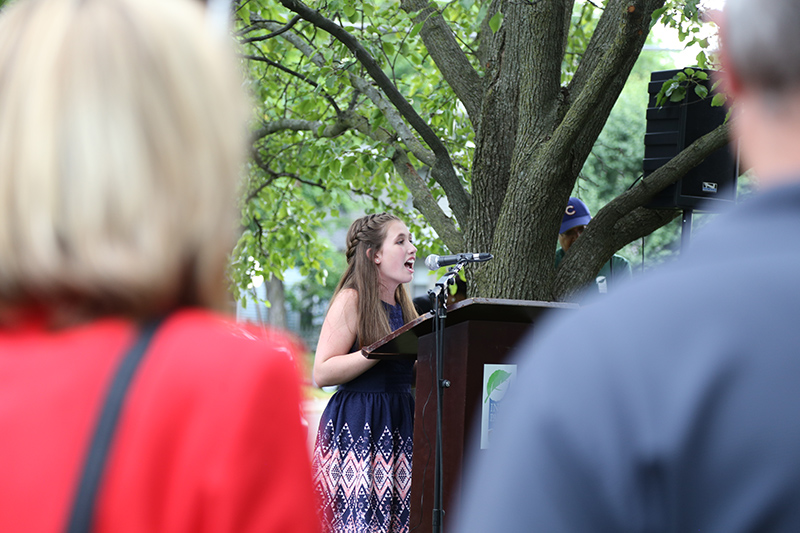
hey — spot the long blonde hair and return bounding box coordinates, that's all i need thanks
[0,0,248,322]
[333,213,417,348]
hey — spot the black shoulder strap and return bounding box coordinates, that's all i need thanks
[65,318,163,533]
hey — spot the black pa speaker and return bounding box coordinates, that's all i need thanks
[643,69,738,212]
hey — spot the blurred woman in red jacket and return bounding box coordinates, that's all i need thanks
[0,0,319,531]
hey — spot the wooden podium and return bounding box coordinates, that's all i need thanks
[363,298,576,533]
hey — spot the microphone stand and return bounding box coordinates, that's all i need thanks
[427,261,466,533]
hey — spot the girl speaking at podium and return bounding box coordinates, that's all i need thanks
[312,213,418,533]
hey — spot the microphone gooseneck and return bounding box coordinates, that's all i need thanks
[425,253,493,270]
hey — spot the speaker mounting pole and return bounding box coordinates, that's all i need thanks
[681,208,693,253]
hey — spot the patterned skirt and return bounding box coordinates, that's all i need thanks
[312,387,414,533]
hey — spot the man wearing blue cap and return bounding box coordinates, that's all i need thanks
[554,196,632,295]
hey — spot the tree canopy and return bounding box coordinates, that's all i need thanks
[150,1,727,308]
[232,0,730,303]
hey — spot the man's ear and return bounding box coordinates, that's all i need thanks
[716,14,743,100]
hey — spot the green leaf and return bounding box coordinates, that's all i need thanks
[409,21,424,38]
[694,84,708,99]
[651,6,668,22]
[697,50,709,69]
[484,369,512,403]
[711,92,727,107]
[489,11,503,33]
[669,87,686,102]
[664,80,680,97]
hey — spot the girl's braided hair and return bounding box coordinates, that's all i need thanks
[332,213,417,348]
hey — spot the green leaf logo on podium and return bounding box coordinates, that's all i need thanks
[484,369,512,403]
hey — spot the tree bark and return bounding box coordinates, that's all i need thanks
[400,0,484,130]
[473,0,668,301]
[266,277,287,330]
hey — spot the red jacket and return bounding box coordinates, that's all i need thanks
[0,308,320,533]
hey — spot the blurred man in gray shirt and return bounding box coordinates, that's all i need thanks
[456,1,800,531]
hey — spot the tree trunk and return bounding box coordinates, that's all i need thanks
[266,276,287,330]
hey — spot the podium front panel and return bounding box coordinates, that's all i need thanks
[408,319,534,532]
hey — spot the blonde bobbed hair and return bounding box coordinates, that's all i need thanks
[0,0,248,322]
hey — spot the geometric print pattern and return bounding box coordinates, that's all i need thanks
[312,420,413,533]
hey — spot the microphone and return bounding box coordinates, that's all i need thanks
[425,253,493,270]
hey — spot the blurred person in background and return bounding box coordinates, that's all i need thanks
[455,0,800,531]
[0,0,319,531]
[555,197,632,297]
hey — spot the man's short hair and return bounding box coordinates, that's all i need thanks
[725,0,800,96]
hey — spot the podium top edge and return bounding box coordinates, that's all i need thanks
[362,298,578,358]
[448,297,579,312]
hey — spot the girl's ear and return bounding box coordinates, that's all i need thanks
[367,247,381,265]
[366,248,381,265]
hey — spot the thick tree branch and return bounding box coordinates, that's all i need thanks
[251,117,350,140]
[568,0,650,99]
[348,75,436,168]
[549,0,664,165]
[514,0,573,147]
[400,0,483,129]
[554,121,730,300]
[390,151,464,252]
[278,0,471,226]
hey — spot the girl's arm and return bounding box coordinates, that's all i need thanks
[313,288,379,387]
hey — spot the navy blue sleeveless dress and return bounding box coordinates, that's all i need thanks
[312,301,414,533]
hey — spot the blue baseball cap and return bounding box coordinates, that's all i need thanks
[560,197,592,234]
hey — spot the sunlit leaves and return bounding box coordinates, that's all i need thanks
[652,0,717,70]
[563,2,602,84]
[654,67,713,107]
[228,0,482,295]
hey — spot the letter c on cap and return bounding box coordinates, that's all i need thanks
[565,205,576,216]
